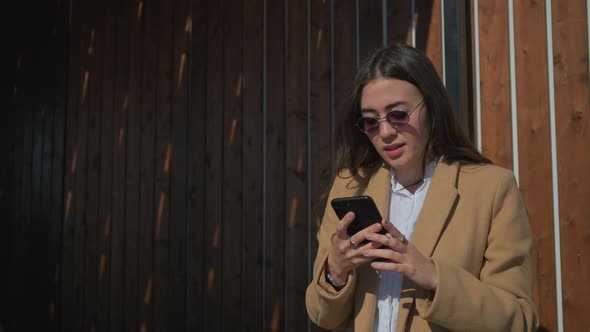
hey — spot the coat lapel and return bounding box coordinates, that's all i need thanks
[411,160,459,257]
[363,164,392,219]
[395,160,460,331]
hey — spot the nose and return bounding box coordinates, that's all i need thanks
[378,120,398,140]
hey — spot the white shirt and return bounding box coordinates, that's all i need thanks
[373,160,437,332]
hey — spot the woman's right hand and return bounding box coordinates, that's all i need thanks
[326,212,385,285]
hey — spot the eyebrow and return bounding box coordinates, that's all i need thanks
[360,101,409,114]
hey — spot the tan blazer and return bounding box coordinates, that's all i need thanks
[306,160,538,331]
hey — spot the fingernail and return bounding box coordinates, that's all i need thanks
[363,250,369,256]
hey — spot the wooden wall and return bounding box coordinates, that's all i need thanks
[2,0,588,331]
[472,0,590,331]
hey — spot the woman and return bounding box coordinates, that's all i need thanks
[306,44,538,331]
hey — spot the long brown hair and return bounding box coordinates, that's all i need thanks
[335,43,490,190]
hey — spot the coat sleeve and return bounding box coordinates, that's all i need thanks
[414,170,539,331]
[305,175,357,330]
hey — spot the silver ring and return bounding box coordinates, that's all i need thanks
[349,237,358,247]
[400,235,408,245]
[385,233,391,246]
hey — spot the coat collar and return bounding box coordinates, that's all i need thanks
[364,158,460,257]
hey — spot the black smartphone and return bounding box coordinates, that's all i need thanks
[330,195,385,237]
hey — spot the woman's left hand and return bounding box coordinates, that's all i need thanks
[363,219,438,291]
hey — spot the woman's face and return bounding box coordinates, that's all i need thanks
[359,77,431,173]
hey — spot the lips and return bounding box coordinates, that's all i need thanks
[384,144,405,159]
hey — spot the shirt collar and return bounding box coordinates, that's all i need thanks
[390,158,438,193]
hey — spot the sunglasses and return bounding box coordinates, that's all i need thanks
[356,99,424,134]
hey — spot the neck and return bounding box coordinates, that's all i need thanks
[394,167,425,188]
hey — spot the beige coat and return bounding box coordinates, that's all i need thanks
[306,160,538,331]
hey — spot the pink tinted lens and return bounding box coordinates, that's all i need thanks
[359,117,379,132]
[386,110,410,124]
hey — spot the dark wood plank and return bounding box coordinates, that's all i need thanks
[15,32,34,332]
[359,0,383,62]
[72,1,93,328]
[477,0,512,169]
[83,2,105,330]
[286,0,311,330]
[6,38,21,332]
[61,0,82,329]
[416,0,443,77]
[551,1,590,330]
[50,1,69,330]
[109,1,133,331]
[137,0,158,330]
[30,13,46,327]
[1,31,18,330]
[387,0,412,45]
[40,19,55,327]
[513,1,557,330]
[265,0,286,330]
[308,1,331,331]
[204,0,224,329]
[35,3,56,329]
[153,0,173,330]
[83,0,106,328]
[241,0,264,330]
[333,0,356,151]
[220,0,243,329]
[186,0,207,330]
[169,0,190,330]
[97,0,115,330]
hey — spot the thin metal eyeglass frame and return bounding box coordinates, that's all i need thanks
[355,99,425,134]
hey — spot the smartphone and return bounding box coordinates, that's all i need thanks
[330,195,385,237]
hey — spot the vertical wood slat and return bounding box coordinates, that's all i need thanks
[97,0,115,330]
[477,1,513,169]
[265,0,286,330]
[513,1,558,330]
[72,1,93,328]
[39,5,55,326]
[170,0,190,331]
[109,0,132,331]
[551,1,590,331]
[30,6,45,327]
[186,0,207,330]
[2,27,19,328]
[417,0,443,77]
[387,0,412,45]
[51,0,69,329]
[61,0,81,329]
[126,0,144,330]
[204,0,224,329]
[221,0,244,329]
[138,0,158,330]
[153,0,173,329]
[333,0,356,141]
[359,0,383,62]
[240,0,264,330]
[285,0,308,331]
[19,42,33,332]
[84,0,102,327]
[309,1,331,331]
